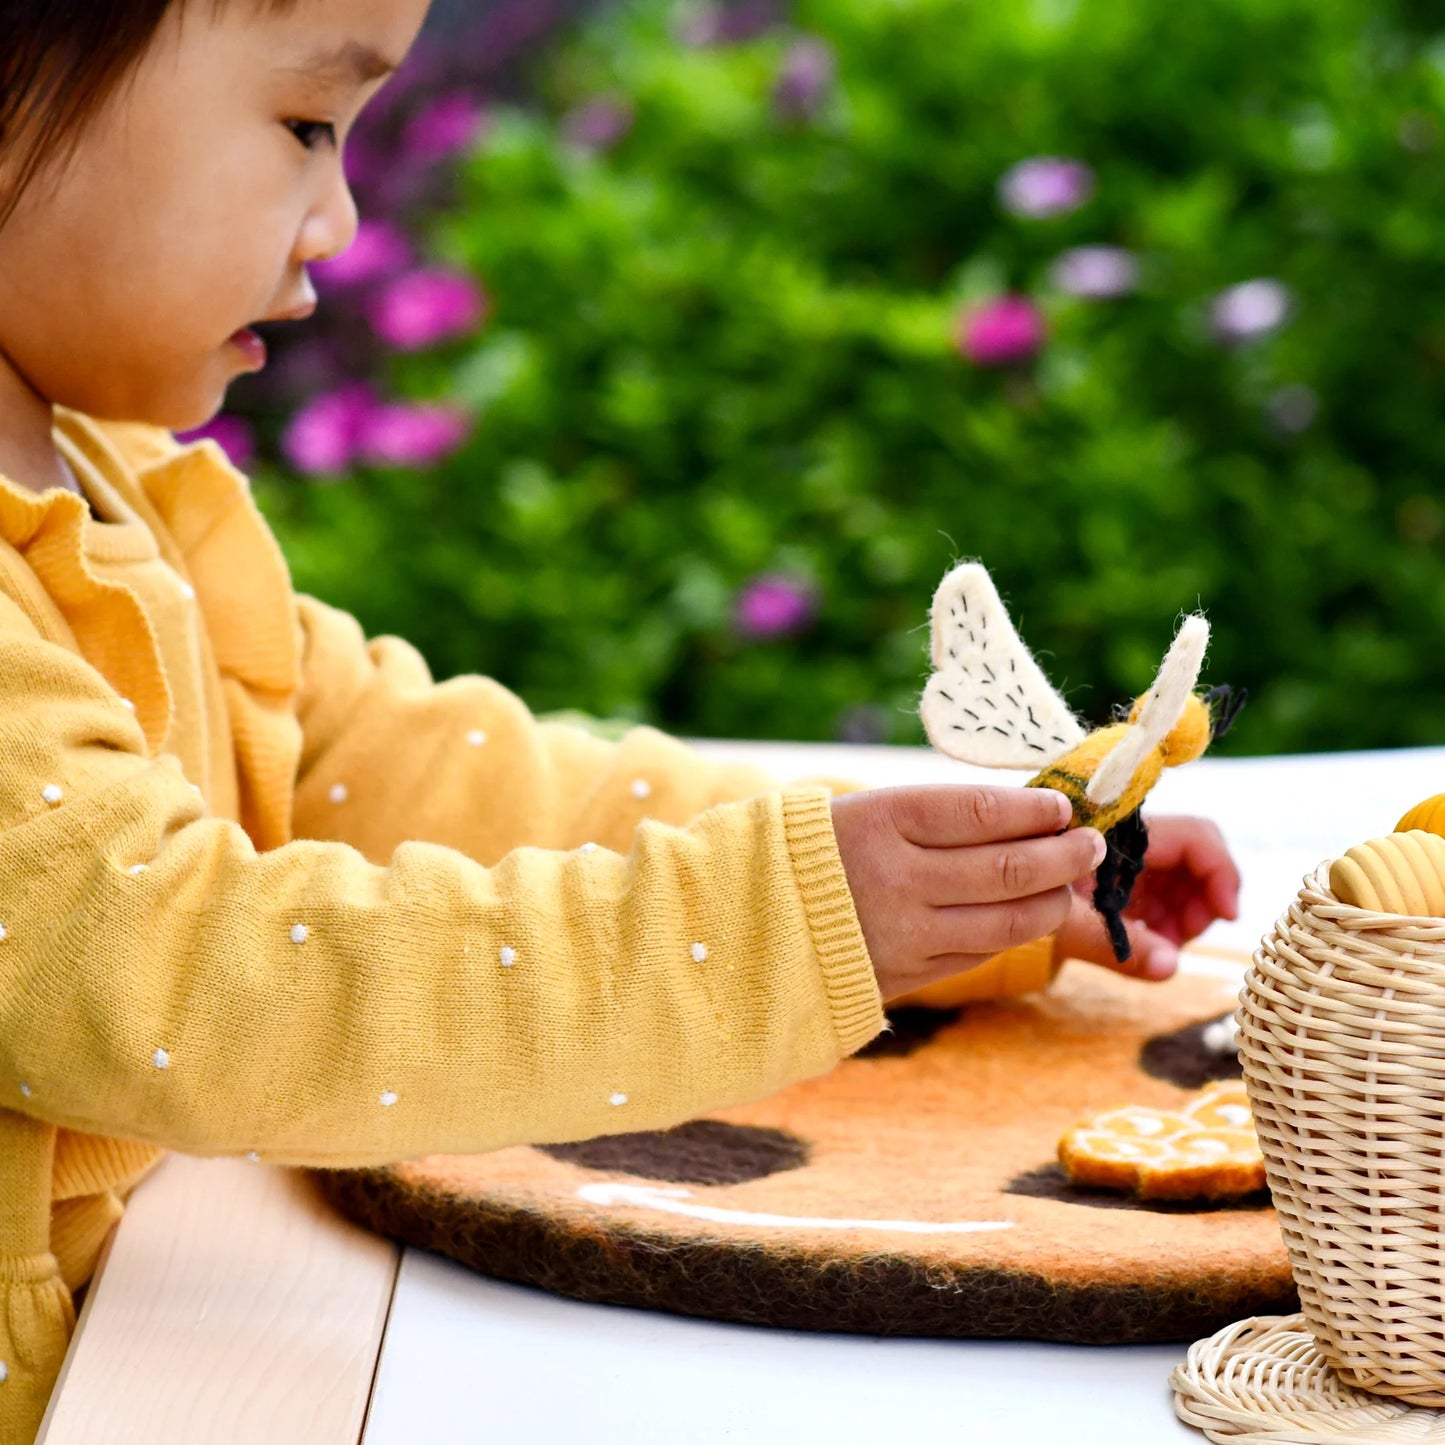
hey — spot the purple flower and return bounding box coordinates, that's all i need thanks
[342,136,383,192]
[956,296,1046,367]
[176,414,256,471]
[734,574,816,639]
[676,0,779,46]
[281,384,380,478]
[313,220,414,292]
[403,93,490,165]
[371,268,488,351]
[1048,245,1139,299]
[1210,279,1291,343]
[359,402,472,469]
[836,704,890,744]
[1267,383,1319,435]
[998,157,1095,219]
[1399,112,1437,153]
[562,98,635,151]
[773,37,836,120]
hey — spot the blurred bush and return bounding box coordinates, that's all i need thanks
[233,0,1445,752]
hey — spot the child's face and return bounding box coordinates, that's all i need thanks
[0,0,431,432]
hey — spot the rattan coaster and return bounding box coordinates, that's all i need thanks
[1172,1314,1445,1442]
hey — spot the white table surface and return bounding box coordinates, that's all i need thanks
[358,739,1445,1445]
[43,739,1445,1443]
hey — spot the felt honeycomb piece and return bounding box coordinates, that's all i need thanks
[315,956,1296,1346]
[1058,1080,1265,1201]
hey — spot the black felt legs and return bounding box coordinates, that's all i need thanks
[1094,809,1150,963]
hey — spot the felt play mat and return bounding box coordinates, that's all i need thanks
[317,952,1297,1345]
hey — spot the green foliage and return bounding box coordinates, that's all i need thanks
[255,0,1445,750]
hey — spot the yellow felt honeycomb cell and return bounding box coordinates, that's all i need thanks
[1328,831,1445,916]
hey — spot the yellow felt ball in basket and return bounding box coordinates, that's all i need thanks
[1329,831,1445,915]
[1397,792,1445,838]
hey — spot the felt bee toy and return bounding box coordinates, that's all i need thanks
[919,563,1243,963]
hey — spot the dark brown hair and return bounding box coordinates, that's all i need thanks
[0,0,297,227]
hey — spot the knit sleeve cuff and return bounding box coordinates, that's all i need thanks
[780,786,886,1056]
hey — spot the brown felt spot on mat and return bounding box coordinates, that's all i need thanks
[537,1120,809,1186]
[1006,1164,1272,1215]
[1139,1016,1243,1089]
[855,1006,963,1059]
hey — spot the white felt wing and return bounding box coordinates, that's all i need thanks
[920,563,1086,768]
[1086,614,1209,806]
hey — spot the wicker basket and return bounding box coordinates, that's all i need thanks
[1239,863,1445,1405]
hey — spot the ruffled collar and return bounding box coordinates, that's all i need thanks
[0,412,302,825]
[61,408,299,686]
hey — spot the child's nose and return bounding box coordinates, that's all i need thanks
[298,168,360,269]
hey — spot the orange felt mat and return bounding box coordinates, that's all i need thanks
[317,954,1296,1344]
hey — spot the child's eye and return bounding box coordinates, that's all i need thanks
[286,119,338,152]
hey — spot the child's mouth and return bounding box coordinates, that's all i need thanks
[227,327,267,371]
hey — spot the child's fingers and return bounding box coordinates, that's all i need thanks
[929,884,1075,958]
[1061,904,1180,981]
[888,785,1072,848]
[1178,894,1221,942]
[1130,875,1226,943]
[1147,817,1241,918]
[916,828,1106,906]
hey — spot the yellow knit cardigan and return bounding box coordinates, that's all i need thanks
[0,410,1050,1440]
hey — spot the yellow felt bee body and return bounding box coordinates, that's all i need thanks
[1026,693,1214,834]
[920,562,1231,962]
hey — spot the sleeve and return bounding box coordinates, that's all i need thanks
[288,594,1060,1004]
[0,591,885,1169]
[289,593,788,862]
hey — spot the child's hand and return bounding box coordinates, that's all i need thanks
[831,786,1105,1003]
[1052,814,1240,982]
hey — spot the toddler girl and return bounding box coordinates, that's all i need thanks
[0,0,1237,1435]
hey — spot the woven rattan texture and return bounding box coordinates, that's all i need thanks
[1172,1314,1445,1442]
[1240,867,1445,1405]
